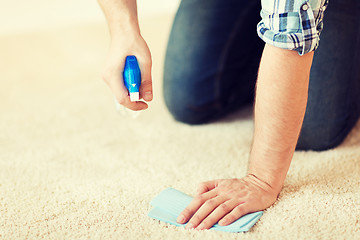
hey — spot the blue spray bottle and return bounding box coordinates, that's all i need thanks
[114,55,142,118]
[123,55,141,102]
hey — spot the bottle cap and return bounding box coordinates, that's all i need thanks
[129,92,140,102]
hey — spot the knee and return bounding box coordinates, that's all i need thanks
[163,82,214,125]
[164,101,212,125]
[163,71,216,125]
[296,119,356,151]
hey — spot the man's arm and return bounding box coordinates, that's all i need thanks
[248,43,313,192]
[97,0,153,111]
[176,44,313,229]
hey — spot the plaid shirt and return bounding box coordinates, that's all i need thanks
[257,0,329,55]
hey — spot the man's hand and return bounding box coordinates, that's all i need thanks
[98,0,153,111]
[176,175,278,230]
[102,35,153,111]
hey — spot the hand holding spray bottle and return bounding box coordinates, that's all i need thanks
[114,55,142,118]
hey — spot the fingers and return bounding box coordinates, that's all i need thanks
[175,177,277,231]
[177,190,217,225]
[137,55,153,102]
[196,200,239,230]
[181,195,249,230]
[105,68,148,111]
[102,56,150,111]
[218,202,250,226]
[120,97,149,111]
[196,180,218,195]
[185,196,227,230]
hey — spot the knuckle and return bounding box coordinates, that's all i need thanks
[233,205,244,216]
[225,214,234,222]
[220,203,230,212]
[193,214,202,222]
[201,220,212,227]
[181,208,191,217]
[205,199,216,207]
[194,195,205,203]
[116,97,127,105]
[141,80,152,88]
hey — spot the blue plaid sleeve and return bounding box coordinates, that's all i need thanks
[257,0,329,55]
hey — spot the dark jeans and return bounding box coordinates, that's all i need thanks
[163,0,360,151]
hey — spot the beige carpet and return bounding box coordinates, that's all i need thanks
[1,14,359,240]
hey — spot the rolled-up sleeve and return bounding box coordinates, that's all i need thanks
[257,0,329,55]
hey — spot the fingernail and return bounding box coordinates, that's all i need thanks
[185,223,194,230]
[144,91,152,100]
[177,215,185,223]
[196,223,205,230]
[219,219,227,226]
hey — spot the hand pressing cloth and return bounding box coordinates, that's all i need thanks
[148,188,263,232]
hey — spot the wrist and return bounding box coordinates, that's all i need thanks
[247,152,293,193]
[245,173,282,196]
[109,17,140,41]
[247,169,284,193]
[247,140,295,193]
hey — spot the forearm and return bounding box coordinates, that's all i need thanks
[248,44,314,192]
[97,0,140,39]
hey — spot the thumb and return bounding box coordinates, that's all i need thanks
[137,55,153,102]
[196,180,219,195]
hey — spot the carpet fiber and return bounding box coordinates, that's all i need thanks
[0,15,359,239]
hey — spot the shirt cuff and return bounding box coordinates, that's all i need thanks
[257,0,329,56]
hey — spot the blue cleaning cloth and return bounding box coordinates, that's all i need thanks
[148,188,263,232]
